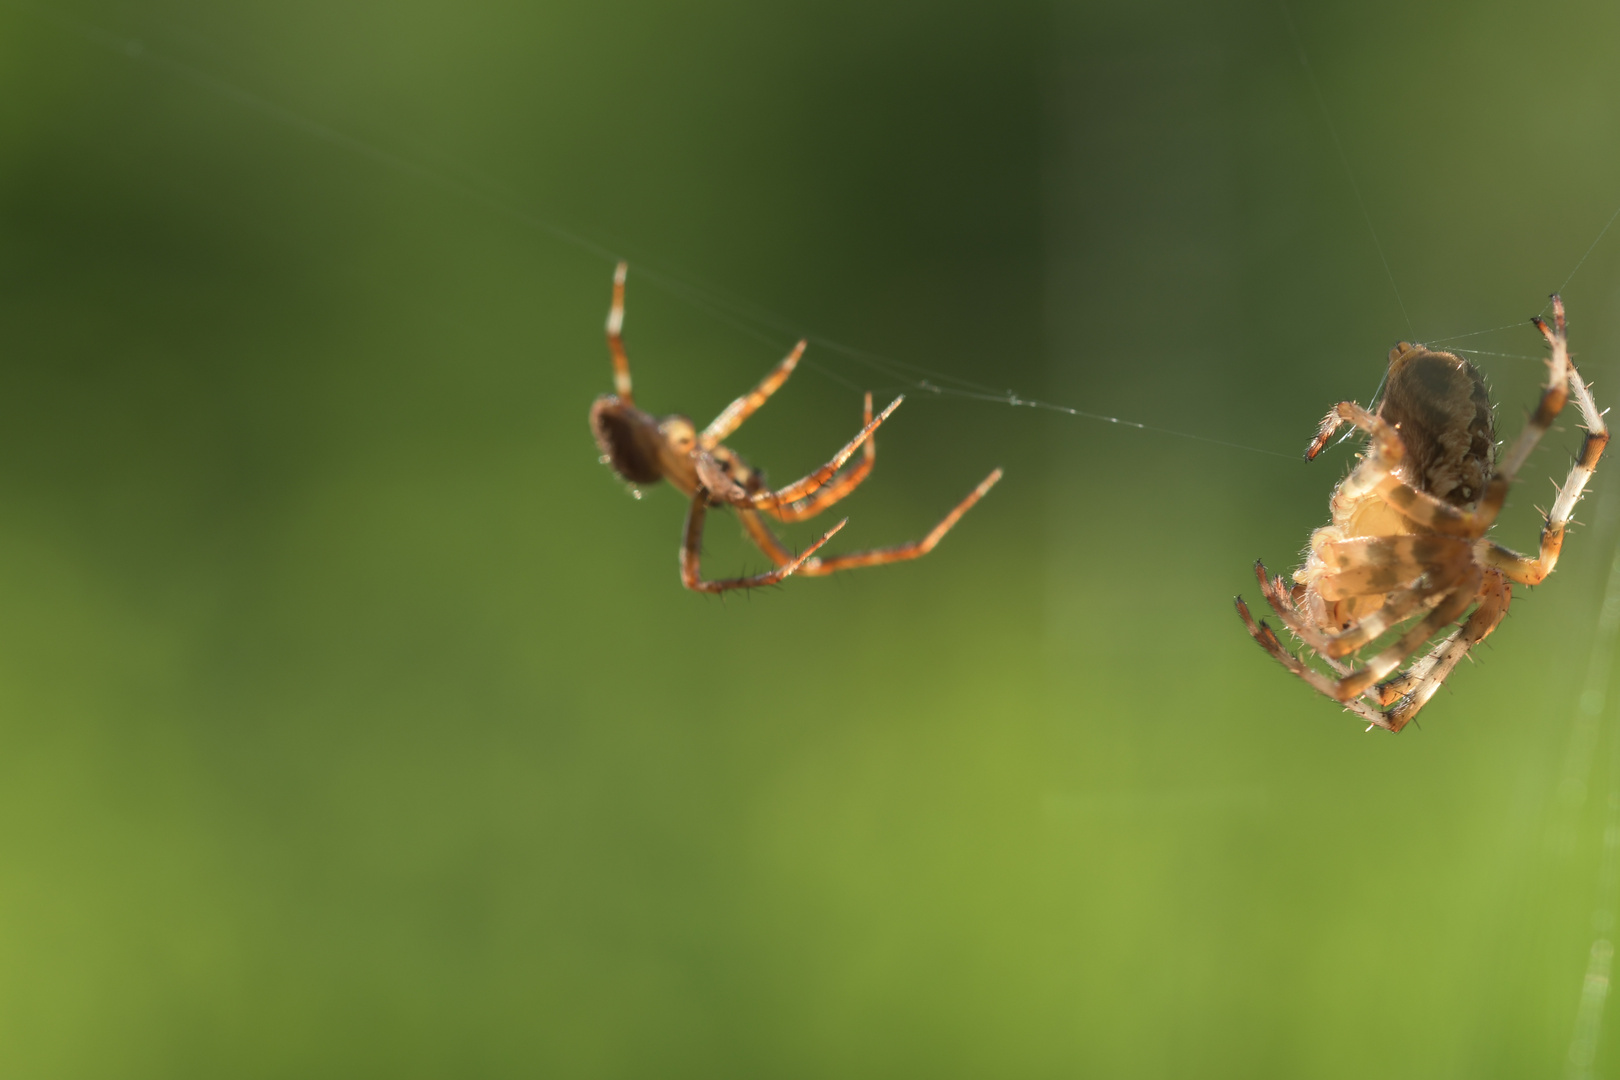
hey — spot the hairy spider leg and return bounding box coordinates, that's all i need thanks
[1256,559,1453,661]
[729,396,904,510]
[1375,570,1511,732]
[1236,569,1480,711]
[606,261,634,405]
[1256,565,1352,676]
[735,468,1003,576]
[1233,596,1394,729]
[699,341,807,449]
[768,393,877,523]
[1479,299,1609,585]
[679,495,845,594]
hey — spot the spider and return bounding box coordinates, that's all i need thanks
[589,262,1003,593]
[1235,296,1608,732]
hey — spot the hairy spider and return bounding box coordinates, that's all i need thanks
[1235,296,1608,731]
[589,263,1003,593]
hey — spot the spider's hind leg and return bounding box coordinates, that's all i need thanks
[680,493,844,593]
[796,469,1003,575]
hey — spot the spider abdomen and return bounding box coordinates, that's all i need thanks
[1377,344,1494,506]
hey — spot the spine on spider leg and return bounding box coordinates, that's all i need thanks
[1551,396,1610,528]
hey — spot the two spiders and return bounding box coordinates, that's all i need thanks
[587,261,1607,732]
[589,263,1002,593]
[1235,296,1609,731]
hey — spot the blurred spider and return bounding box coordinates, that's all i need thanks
[1235,296,1608,731]
[589,263,1003,593]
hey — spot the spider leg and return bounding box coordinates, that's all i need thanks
[1318,586,1448,659]
[1255,563,1351,675]
[680,492,844,594]
[1374,570,1511,732]
[735,507,798,565]
[797,469,1002,575]
[1476,302,1608,586]
[606,261,635,406]
[1309,402,1438,520]
[1307,403,1402,484]
[1497,296,1574,479]
[1379,476,1509,538]
[728,396,904,510]
[1257,560,1445,661]
[767,393,877,523]
[1233,596,1393,729]
[1237,571,1480,713]
[1307,535,1473,601]
[735,468,1003,576]
[700,340,807,449]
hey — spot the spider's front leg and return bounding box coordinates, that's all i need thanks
[679,492,844,594]
[1306,402,1407,515]
[700,340,807,450]
[606,261,634,405]
[1479,299,1608,585]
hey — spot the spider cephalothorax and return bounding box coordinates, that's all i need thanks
[589,262,1002,593]
[1235,297,1608,731]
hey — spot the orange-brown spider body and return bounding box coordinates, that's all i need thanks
[1236,296,1608,731]
[590,262,1002,593]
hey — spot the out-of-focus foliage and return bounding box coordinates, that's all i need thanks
[1,0,1618,1075]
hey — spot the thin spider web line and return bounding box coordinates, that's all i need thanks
[1414,196,1620,347]
[1277,1,1415,340]
[1425,322,1538,346]
[1559,201,1620,299]
[11,0,1300,463]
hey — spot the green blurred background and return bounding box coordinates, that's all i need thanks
[3,0,1620,1075]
